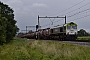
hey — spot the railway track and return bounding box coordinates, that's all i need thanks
[71,40,90,42]
[41,39,90,47]
[59,40,90,47]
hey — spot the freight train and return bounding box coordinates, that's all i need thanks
[21,22,78,40]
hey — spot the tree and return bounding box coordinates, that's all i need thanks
[0,12,7,44]
[78,29,90,36]
[0,1,19,44]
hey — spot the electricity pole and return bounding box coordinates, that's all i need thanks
[37,15,66,39]
[26,26,36,34]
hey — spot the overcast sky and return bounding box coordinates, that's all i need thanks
[1,0,90,32]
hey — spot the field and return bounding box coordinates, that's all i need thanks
[0,38,90,60]
[77,36,90,40]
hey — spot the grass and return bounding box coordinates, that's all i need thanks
[77,36,90,40]
[0,38,90,60]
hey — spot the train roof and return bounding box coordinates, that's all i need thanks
[64,22,77,26]
[50,24,64,29]
[50,22,77,29]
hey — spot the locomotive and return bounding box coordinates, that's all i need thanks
[21,22,78,40]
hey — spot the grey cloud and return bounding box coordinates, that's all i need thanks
[0,0,90,32]
[32,3,48,8]
[7,0,23,8]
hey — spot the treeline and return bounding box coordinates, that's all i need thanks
[0,1,19,45]
[78,29,90,36]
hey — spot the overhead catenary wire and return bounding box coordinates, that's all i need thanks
[51,6,90,25]
[70,14,90,21]
[67,8,90,18]
[52,1,90,24]
[53,7,90,23]
[49,18,55,25]
[41,16,65,28]
[51,0,85,16]
[59,2,90,16]
[41,0,90,28]
[52,14,90,27]
[42,14,90,28]
[40,0,86,28]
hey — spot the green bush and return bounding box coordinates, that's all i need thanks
[0,38,90,60]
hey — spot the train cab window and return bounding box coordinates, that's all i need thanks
[60,27,63,32]
[51,29,53,33]
[67,26,71,29]
[72,26,77,29]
